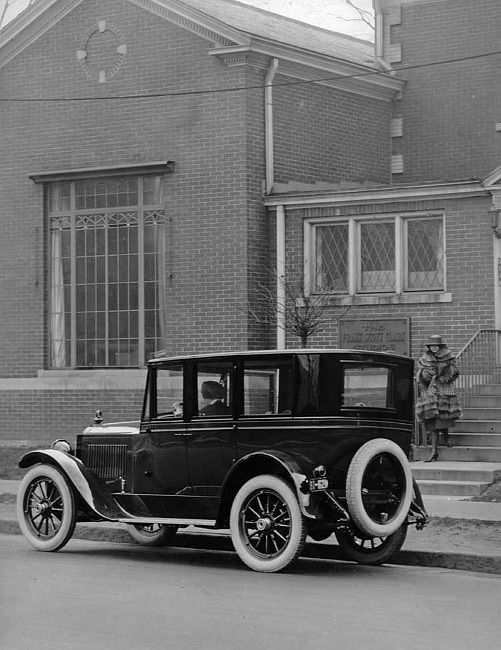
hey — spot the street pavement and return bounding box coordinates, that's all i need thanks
[2,478,501,575]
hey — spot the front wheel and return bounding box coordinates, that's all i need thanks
[335,525,408,565]
[230,475,307,573]
[17,464,77,552]
[127,523,178,546]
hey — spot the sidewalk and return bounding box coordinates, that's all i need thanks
[3,479,501,574]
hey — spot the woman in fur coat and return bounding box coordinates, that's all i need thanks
[416,334,462,462]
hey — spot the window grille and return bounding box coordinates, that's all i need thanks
[48,176,166,368]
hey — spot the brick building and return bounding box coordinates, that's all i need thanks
[0,0,499,441]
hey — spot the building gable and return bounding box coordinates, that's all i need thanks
[0,0,404,101]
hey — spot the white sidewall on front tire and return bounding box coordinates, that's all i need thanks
[17,464,77,552]
[346,439,413,537]
[230,474,306,573]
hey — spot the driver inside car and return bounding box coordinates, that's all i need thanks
[199,381,231,416]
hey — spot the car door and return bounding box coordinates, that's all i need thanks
[132,362,192,518]
[235,354,299,458]
[185,358,236,518]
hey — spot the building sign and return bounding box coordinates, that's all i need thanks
[339,318,410,356]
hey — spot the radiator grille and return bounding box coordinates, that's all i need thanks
[86,444,128,480]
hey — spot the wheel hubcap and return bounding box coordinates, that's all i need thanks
[33,501,51,515]
[256,517,272,532]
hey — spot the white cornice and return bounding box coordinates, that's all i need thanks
[0,0,246,70]
[126,0,247,47]
[484,165,501,187]
[0,0,84,68]
[379,0,450,7]
[211,42,404,102]
[264,181,488,209]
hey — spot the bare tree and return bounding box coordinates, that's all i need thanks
[341,0,375,32]
[247,267,350,348]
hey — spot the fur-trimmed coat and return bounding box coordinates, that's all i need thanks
[416,347,462,422]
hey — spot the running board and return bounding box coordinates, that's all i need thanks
[117,517,216,527]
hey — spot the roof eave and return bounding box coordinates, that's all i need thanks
[210,40,404,101]
[264,180,488,208]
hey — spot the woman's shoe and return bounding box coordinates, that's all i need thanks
[425,452,438,462]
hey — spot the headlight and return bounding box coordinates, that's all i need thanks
[52,439,72,453]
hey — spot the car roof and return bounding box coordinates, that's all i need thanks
[147,349,413,366]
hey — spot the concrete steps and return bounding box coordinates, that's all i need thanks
[413,383,501,497]
[411,461,501,496]
[413,445,501,463]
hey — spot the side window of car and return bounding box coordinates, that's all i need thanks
[154,363,185,418]
[341,364,394,409]
[195,361,233,417]
[241,358,293,416]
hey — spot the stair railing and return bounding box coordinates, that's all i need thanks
[456,329,501,408]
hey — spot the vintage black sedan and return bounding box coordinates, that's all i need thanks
[17,349,427,573]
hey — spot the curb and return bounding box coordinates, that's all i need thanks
[2,518,501,575]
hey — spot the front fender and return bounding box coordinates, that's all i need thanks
[19,450,124,521]
[221,450,316,520]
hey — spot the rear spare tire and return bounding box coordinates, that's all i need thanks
[346,438,412,537]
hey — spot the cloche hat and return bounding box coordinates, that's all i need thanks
[426,334,446,347]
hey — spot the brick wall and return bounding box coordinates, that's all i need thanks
[0,389,144,443]
[0,0,274,438]
[387,0,501,183]
[0,0,270,374]
[273,76,392,186]
[284,194,495,357]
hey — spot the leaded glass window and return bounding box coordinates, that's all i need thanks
[308,214,445,296]
[359,221,395,292]
[49,176,166,368]
[314,223,349,293]
[405,218,444,290]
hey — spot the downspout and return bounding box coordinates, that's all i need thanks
[265,57,278,194]
[373,0,394,72]
[264,57,285,349]
[373,0,384,61]
[490,193,501,366]
[276,205,286,349]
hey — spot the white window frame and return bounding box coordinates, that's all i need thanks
[304,212,446,299]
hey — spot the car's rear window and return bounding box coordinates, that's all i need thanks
[342,365,394,409]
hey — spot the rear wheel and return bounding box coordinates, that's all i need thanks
[128,523,179,546]
[17,464,76,552]
[346,439,412,538]
[230,475,307,573]
[335,524,408,565]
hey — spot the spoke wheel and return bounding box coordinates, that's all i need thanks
[128,523,179,546]
[17,465,76,552]
[230,475,306,573]
[335,524,408,565]
[346,439,412,537]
